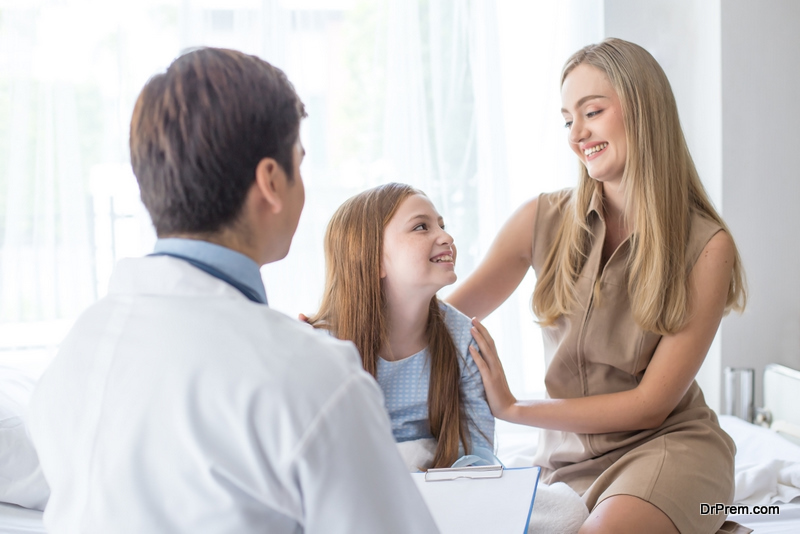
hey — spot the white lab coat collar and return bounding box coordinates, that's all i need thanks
[108,256,251,302]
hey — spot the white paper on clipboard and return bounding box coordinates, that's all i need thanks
[411,466,540,534]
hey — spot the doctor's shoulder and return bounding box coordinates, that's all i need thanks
[254,306,368,382]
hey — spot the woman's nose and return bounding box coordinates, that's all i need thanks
[568,118,587,145]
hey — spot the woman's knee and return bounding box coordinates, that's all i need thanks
[578,494,679,534]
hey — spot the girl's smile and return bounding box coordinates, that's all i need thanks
[381,194,457,295]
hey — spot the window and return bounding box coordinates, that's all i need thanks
[0,0,601,393]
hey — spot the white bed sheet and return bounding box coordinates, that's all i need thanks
[728,500,800,534]
[496,416,800,532]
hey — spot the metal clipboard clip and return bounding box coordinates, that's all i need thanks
[424,464,504,482]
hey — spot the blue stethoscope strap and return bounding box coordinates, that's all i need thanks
[148,252,265,304]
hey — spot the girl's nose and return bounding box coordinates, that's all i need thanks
[438,228,454,245]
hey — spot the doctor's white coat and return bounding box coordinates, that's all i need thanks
[28,256,438,533]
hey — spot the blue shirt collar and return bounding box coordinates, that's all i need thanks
[153,238,268,305]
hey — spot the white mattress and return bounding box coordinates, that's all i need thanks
[730,501,800,534]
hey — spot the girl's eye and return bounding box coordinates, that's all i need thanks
[564,121,572,129]
[413,223,427,231]
[587,110,602,118]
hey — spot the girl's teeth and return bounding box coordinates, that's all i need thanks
[584,142,608,156]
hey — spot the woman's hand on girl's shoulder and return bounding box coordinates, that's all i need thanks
[447,197,539,321]
[468,318,518,421]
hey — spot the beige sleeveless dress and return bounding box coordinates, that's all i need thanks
[531,189,745,534]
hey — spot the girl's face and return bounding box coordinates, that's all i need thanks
[561,63,627,185]
[381,194,457,297]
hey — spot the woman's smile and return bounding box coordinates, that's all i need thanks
[561,63,627,184]
[583,141,609,159]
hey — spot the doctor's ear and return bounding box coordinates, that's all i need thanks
[253,157,287,214]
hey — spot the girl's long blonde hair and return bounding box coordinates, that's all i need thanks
[309,183,469,468]
[533,38,746,334]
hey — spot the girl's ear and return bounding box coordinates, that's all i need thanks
[253,157,286,214]
[378,232,387,279]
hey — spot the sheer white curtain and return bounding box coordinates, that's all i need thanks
[1,7,99,372]
[485,1,604,395]
[0,0,602,390]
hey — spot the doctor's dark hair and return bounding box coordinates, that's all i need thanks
[129,47,306,236]
[308,183,470,469]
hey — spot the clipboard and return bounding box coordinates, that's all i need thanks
[424,464,503,482]
[411,466,540,534]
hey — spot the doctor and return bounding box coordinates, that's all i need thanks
[28,48,439,533]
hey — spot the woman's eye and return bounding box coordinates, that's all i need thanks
[564,121,572,129]
[587,110,602,118]
[413,223,427,231]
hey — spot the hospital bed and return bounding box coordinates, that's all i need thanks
[493,363,800,533]
[494,416,800,532]
[3,364,800,533]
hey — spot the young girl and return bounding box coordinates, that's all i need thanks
[449,39,747,534]
[308,182,494,469]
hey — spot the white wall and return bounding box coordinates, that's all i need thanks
[602,0,800,410]
[603,0,724,410]
[719,0,800,407]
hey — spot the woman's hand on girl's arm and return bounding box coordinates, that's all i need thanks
[461,340,497,451]
[447,198,538,321]
[466,231,736,433]
[468,318,519,421]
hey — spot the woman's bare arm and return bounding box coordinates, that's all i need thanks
[447,197,538,320]
[469,230,735,434]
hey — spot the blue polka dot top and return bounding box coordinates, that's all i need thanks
[375,301,495,453]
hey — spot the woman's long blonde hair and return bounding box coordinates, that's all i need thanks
[533,38,746,334]
[308,183,469,468]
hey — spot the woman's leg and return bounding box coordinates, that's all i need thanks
[578,495,679,534]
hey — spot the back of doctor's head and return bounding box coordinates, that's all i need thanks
[129,47,306,237]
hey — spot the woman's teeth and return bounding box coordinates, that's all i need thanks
[584,142,608,156]
[431,255,453,263]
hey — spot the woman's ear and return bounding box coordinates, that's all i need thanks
[253,157,286,214]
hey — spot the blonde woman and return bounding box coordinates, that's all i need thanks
[449,39,747,534]
[308,183,494,469]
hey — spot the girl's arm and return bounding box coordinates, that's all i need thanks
[461,339,495,452]
[469,230,735,434]
[446,198,538,320]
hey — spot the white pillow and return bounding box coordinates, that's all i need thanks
[0,366,49,510]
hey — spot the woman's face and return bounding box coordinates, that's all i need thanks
[561,63,627,185]
[381,194,457,298]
